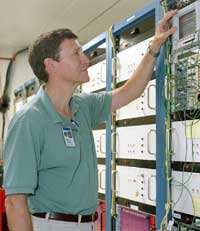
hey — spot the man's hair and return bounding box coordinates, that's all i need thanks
[28,28,78,82]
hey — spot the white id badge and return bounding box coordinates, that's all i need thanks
[62,126,75,147]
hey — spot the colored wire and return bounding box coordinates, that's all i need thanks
[160,1,174,230]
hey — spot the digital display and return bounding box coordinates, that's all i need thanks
[179,10,196,39]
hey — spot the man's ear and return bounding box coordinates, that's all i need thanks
[44,58,57,74]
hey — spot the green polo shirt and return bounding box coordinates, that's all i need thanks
[3,85,111,215]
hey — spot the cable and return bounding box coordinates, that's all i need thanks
[3,48,28,99]
[159,1,174,230]
[108,25,118,224]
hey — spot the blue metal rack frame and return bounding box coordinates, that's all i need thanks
[155,1,167,229]
[83,1,167,230]
[83,32,106,54]
[111,1,155,36]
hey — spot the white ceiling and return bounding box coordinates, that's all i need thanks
[0,0,150,56]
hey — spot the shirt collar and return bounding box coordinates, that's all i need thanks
[37,84,80,123]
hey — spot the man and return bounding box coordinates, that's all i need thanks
[3,10,176,231]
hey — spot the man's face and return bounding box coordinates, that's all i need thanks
[54,39,89,84]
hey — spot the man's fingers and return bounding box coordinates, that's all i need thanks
[159,10,177,26]
[164,10,177,22]
[165,26,177,38]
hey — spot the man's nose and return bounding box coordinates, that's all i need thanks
[81,53,89,67]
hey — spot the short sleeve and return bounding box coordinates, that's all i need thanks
[3,114,43,195]
[88,92,112,128]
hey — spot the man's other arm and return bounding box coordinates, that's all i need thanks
[5,194,33,231]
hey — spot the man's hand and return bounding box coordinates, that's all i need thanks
[150,10,177,53]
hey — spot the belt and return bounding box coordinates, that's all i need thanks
[32,212,98,223]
